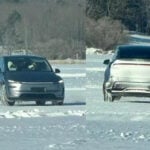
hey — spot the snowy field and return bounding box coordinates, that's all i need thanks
[86,34,150,150]
[0,63,86,150]
[53,63,86,104]
[0,106,86,150]
[1,34,150,150]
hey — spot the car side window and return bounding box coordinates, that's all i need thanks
[111,48,119,62]
[7,61,17,71]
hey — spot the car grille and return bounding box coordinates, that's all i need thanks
[31,87,45,92]
[20,93,56,99]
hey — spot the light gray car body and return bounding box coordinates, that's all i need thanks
[0,55,64,106]
[103,45,150,102]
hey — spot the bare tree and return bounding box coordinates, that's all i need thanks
[0,0,85,59]
[86,17,127,51]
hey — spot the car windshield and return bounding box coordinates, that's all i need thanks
[117,46,150,59]
[5,57,53,72]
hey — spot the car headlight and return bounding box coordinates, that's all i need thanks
[8,80,16,83]
[58,80,64,84]
[8,80,21,84]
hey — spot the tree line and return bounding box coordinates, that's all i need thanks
[86,0,150,51]
[0,0,85,59]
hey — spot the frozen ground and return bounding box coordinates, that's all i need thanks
[0,114,86,150]
[0,63,86,150]
[53,63,86,104]
[1,34,150,150]
[86,120,150,150]
[86,99,150,150]
[86,34,150,150]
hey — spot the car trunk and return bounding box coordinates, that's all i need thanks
[111,59,150,83]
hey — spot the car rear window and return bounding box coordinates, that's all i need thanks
[117,46,150,59]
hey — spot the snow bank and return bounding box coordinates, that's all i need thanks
[86,47,114,55]
[86,48,100,54]
[0,109,85,119]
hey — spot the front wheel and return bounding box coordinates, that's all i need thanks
[36,100,46,106]
[57,101,63,105]
[52,100,64,105]
[0,85,15,106]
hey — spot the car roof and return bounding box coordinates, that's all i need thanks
[1,55,45,59]
[117,45,150,53]
[116,45,150,59]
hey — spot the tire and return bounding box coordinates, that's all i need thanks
[57,101,64,105]
[0,85,15,106]
[104,89,114,102]
[36,100,46,106]
[113,96,121,100]
[52,100,64,106]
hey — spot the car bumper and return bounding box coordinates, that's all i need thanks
[7,82,64,100]
[105,81,150,97]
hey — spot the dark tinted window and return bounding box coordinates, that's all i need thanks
[5,57,53,72]
[117,46,150,59]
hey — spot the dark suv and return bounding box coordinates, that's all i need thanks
[103,45,150,102]
[0,55,64,106]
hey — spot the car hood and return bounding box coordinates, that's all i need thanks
[5,71,62,83]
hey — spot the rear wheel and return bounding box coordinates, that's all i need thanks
[104,89,114,102]
[52,100,64,105]
[0,85,15,106]
[113,96,121,101]
[36,100,46,106]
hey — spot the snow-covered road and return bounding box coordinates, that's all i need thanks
[53,64,86,104]
[1,34,150,150]
[86,120,150,150]
[0,104,86,150]
[0,115,86,150]
[86,34,150,150]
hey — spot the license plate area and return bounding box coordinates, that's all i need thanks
[31,87,45,92]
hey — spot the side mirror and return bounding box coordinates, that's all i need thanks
[103,59,110,65]
[55,68,60,73]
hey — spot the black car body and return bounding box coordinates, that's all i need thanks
[0,55,64,105]
[103,45,150,102]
